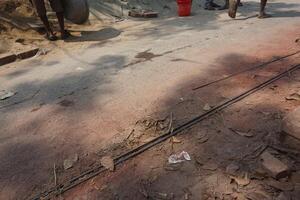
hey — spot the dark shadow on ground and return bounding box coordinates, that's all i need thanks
[52,48,300,200]
[65,27,121,43]
[1,32,300,199]
[1,1,300,198]
[0,54,127,199]
[59,50,300,200]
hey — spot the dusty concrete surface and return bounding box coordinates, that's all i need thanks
[0,0,300,199]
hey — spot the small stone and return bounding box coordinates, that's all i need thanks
[260,151,289,179]
[282,107,300,141]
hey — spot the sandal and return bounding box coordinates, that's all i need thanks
[211,2,221,8]
[61,30,72,40]
[45,33,58,41]
[205,4,216,10]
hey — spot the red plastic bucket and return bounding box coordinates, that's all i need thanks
[177,0,191,17]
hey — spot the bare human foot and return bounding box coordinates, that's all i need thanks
[45,32,58,41]
[258,12,271,19]
[228,0,238,18]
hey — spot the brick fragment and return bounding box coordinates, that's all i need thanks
[260,151,289,179]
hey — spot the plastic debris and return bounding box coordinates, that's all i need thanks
[0,90,16,100]
[168,151,191,164]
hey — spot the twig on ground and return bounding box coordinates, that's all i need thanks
[54,163,57,186]
[167,112,173,134]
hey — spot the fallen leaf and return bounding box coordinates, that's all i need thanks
[229,128,254,137]
[171,136,181,143]
[230,173,250,186]
[63,154,78,170]
[101,156,115,171]
[285,92,300,101]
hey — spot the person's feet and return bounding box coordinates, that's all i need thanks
[205,2,221,10]
[258,12,271,19]
[61,30,71,40]
[211,2,221,8]
[205,3,216,10]
[45,32,58,41]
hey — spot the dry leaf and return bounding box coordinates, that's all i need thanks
[230,173,250,186]
[285,92,300,101]
[229,128,253,137]
[171,136,181,143]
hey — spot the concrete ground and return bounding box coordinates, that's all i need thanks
[0,0,300,199]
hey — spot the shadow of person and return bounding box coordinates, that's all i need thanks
[65,27,121,42]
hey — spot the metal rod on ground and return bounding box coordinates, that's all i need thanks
[33,64,300,200]
[192,50,300,91]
